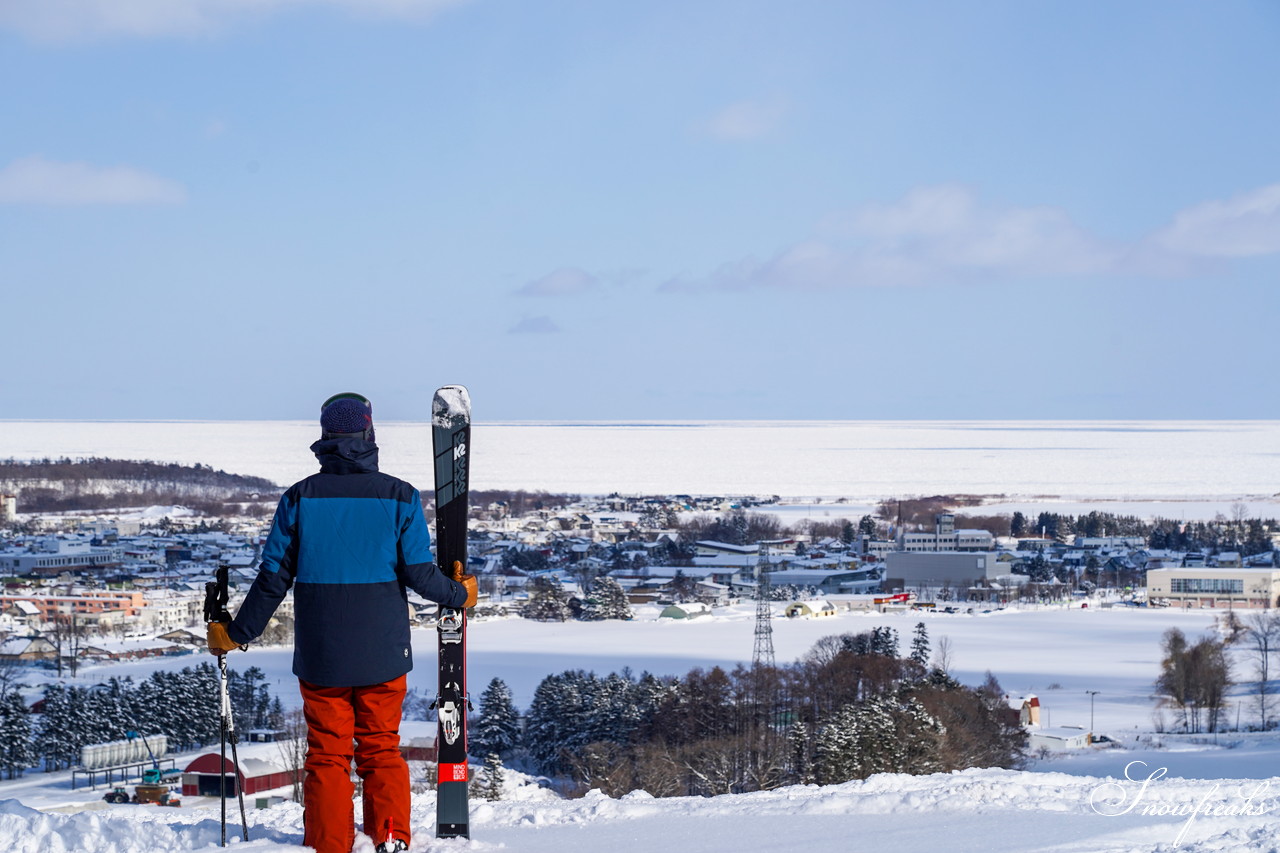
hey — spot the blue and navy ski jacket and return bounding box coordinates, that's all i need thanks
[227,436,466,687]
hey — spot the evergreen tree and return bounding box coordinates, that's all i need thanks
[910,623,930,668]
[267,696,285,730]
[1010,511,1026,538]
[477,752,505,800]
[524,672,576,773]
[37,684,77,771]
[0,690,35,779]
[870,626,899,658]
[840,520,856,546]
[581,576,633,621]
[524,576,570,622]
[858,515,877,537]
[668,570,698,602]
[787,721,813,784]
[471,678,521,759]
[83,683,130,747]
[812,692,945,784]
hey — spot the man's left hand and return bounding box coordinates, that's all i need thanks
[207,622,241,655]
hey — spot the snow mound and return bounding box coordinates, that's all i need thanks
[4,765,1278,852]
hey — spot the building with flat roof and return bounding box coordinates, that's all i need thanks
[897,514,994,553]
[1146,567,1280,609]
[0,538,124,576]
[883,551,1010,594]
[0,590,148,622]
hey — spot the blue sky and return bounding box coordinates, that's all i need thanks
[2,0,1278,421]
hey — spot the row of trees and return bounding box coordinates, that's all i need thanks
[5,665,283,776]
[639,503,1274,562]
[0,457,279,514]
[469,624,1024,797]
[1011,510,1276,556]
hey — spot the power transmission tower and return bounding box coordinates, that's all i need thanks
[752,544,775,669]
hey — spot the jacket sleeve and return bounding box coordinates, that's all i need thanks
[398,490,467,608]
[228,490,299,644]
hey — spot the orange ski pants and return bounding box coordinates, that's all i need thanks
[299,675,410,853]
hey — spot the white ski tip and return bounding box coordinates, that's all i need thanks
[432,385,471,427]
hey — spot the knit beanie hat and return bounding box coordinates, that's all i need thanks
[320,393,375,441]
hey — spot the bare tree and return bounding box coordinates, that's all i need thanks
[1244,610,1280,729]
[934,636,955,675]
[44,612,85,678]
[275,709,308,804]
[1156,628,1232,733]
[0,657,24,695]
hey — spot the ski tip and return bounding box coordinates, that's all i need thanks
[432,385,471,427]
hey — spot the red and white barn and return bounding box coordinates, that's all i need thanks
[181,754,297,798]
[182,726,436,799]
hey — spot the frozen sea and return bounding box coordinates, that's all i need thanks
[2,420,1279,518]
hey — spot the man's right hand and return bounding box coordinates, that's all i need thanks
[452,560,479,608]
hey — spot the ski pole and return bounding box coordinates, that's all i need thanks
[218,651,251,843]
[219,669,227,848]
[205,565,250,845]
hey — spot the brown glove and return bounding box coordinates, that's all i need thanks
[451,560,479,608]
[207,622,242,656]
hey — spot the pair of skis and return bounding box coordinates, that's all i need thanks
[431,385,472,839]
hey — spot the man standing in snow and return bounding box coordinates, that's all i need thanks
[208,392,478,853]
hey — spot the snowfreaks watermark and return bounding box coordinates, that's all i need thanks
[1090,761,1277,847]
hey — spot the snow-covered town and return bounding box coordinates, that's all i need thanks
[2,476,1280,852]
[6,0,1280,849]
[1,442,1279,853]
[4,489,1280,656]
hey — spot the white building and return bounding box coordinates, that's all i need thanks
[1146,567,1280,609]
[1028,727,1091,751]
[898,514,994,553]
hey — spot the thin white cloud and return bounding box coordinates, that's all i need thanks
[516,267,599,298]
[662,183,1280,292]
[1151,183,1280,258]
[701,95,789,141]
[0,0,468,42]
[508,316,561,335]
[0,156,186,205]
[663,185,1117,291]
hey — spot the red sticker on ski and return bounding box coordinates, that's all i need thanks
[438,763,468,783]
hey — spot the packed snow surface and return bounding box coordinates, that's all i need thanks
[2,766,1278,853]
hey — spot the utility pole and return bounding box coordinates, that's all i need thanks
[1086,690,1100,734]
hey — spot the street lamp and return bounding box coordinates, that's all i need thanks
[1086,690,1100,734]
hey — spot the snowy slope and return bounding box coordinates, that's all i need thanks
[4,766,1279,853]
[11,604,1279,851]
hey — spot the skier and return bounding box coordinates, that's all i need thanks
[207,392,478,853]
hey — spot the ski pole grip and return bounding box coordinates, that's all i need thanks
[450,560,465,581]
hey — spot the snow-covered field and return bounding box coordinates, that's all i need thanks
[61,605,1220,736]
[10,605,1280,851]
[4,420,1280,510]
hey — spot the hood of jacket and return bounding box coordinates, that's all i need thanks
[310,436,380,475]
